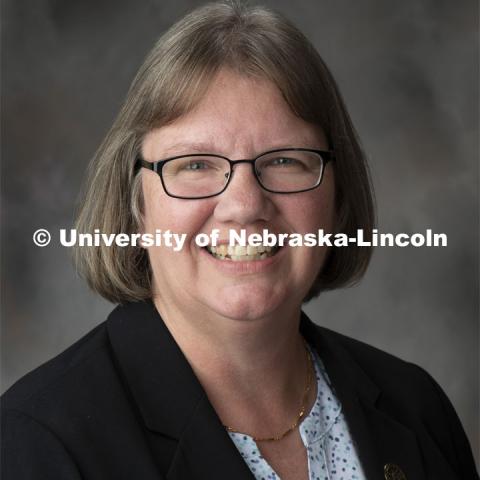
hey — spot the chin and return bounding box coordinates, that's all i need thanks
[202,283,292,321]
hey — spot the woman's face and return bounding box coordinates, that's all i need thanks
[141,69,336,322]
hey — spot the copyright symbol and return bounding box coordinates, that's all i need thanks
[33,229,51,247]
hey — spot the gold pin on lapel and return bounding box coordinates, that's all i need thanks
[384,463,407,480]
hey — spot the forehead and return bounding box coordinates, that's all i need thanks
[142,69,326,159]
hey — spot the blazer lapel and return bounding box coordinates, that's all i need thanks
[300,312,427,480]
[107,300,253,479]
[166,395,254,480]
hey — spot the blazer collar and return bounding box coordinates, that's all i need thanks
[107,301,425,480]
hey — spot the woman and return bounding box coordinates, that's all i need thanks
[2,2,477,479]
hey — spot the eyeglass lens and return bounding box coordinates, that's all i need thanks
[161,150,325,198]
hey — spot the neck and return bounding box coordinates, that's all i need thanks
[152,295,311,437]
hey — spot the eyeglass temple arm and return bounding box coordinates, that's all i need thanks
[135,157,159,173]
[322,151,335,163]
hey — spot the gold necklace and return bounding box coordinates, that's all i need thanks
[224,339,315,442]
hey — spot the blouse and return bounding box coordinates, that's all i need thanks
[228,342,367,480]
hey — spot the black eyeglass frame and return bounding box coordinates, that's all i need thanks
[135,147,335,200]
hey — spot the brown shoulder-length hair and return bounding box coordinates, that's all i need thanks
[74,1,375,304]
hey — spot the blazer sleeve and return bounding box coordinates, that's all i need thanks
[1,409,83,480]
[411,364,479,479]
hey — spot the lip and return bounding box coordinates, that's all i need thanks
[199,244,286,274]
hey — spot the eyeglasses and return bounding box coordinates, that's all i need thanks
[135,148,334,199]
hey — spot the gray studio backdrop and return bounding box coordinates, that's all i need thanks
[2,0,478,465]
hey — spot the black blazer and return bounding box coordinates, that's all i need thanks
[2,300,478,480]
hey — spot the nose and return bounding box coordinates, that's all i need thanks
[214,162,273,225]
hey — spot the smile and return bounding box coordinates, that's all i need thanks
[205,245,281,261]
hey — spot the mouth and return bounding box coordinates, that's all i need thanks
[204,244,282,261]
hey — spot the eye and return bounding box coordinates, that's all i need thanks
[165,156,228,178]
[270,157,296,166]
[184,160,211,170]
[174,158,222,173]
[264,156,307,170]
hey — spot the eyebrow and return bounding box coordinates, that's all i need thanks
[156,140,322,159]
[159,141,219,157]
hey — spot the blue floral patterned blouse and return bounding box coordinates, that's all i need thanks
[228,342,367,480]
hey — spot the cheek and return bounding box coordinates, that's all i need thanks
[141,175,214,291]
[305,175,336,231]
[278,181,335,281]
[142,174,214,234]
[279,188,336,234]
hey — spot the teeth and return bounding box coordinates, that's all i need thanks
[206,245,279,261]
[235,245,246,256]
